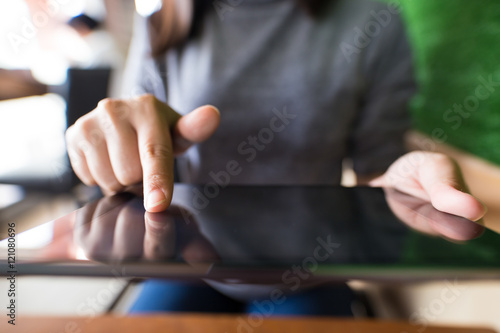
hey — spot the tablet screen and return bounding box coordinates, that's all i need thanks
[1,185,499,282]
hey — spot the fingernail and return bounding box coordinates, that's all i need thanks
[478,199,488,219]
[208,105,220,115]
[146,189,167,211]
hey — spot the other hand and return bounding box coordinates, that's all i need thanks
[370,151,487,222]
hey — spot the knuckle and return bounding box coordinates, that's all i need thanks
[427,152,454,166]
[101,105,119,122]
[97,99,127,130]
[78,140,92,154]
[71,117,106,147]
[142,143,172,161]
[99,98,124,116]
[115,169,141,187]
[74,116,95,136]
[66,121,99,151]
[136,93,156,105]
[136,94,162,119]
[144,173,169,189]
[88,129,105,145]
[65,126,75,143]
[97,97,116,110]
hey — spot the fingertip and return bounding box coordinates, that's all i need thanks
[208,105,221,127]
[189,104,220,119]
[194,104,221,128]
[204,104,220,116]
[431,183,487,221]
[470,199,488,222]
[179,105,221,141]
[145,188,171,212]
[192,104,219,118]
[172,105,221,155]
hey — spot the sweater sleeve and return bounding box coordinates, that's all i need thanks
[121,13,167,102]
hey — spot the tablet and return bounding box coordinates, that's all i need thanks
[1,185,499,283]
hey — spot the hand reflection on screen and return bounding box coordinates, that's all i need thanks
[73,193,219,264]
[383,188,484,241]
[144,206,220,263]
[71,186,486,270]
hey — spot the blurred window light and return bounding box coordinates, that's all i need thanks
[135,0,162,17]
[0,0,106,71]
[75,246,89,260]
[57,0,86,19]
[0,185,25,210]
[0,1,32,69]
[59,0,107,21]
[0,94,67,178]
[30,50,68,85]
[0,221,54,250]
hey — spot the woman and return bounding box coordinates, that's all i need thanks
[66,0,486,314]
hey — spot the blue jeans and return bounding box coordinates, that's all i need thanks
[129,280,355,317]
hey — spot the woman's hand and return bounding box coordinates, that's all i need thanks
[370,151,487,221]
[65,94,220,212]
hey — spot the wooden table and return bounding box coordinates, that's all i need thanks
[2,315,496,333]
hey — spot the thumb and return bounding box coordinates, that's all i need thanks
[171,105,221,154]
[423,182,486,222]
[417,155,486,221]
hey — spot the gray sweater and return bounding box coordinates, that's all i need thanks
[123,0,416,185]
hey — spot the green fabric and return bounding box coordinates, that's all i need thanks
[397,0,500,165]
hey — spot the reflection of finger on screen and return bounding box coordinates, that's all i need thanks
[143,213,176,260]
[113,200,146,259]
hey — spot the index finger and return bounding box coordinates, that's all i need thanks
[136,119,174,212]
[130,96,180,212]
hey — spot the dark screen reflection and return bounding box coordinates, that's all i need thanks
[72,185,486,267]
